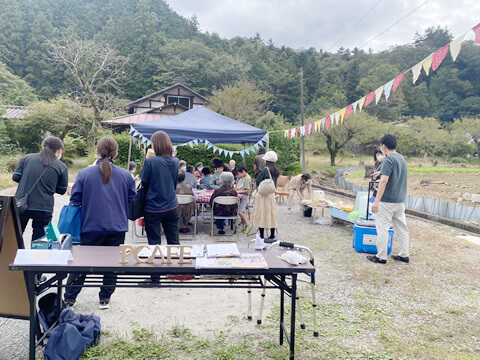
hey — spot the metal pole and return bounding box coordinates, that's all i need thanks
[127,134,132,170]
[300,68,305,174]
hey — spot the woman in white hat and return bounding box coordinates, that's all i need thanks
[251,150,279,240]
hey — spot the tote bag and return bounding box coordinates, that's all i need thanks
[58,204,82,245]
[128,182,146,221]
[257,167,276,196]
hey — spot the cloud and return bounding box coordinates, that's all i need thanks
[167,0,480,52]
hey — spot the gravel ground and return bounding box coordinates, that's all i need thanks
[1,187,479,359]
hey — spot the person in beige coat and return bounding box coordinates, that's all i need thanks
[251,151,279,240]
[287,173,312,213]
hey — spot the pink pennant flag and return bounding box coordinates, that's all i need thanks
[295,127,298,137]
[364,91,375,108]
[345,104,353,119]
[432,44,449,71]
[392,73,404,92]
[311,122,316,134]
[325,116,331,130]
[473,23,480,44]
[287,129,291,138]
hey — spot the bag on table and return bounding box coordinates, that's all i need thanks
[58,204,82,245]
[257,167,276,196]
[128,182,147,221]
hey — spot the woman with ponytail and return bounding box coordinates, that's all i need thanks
[13,136,68,241]
[64,136,135,309]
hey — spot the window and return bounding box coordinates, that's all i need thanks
[167,96,190,108]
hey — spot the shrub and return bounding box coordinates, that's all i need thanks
[111,133,145,172]
[450,157,469,164]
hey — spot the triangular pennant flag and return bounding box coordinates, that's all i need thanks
[358,97,366,111]
[259,140,264,147]
[172,145,177,151]
[345,104,353,119]
[411,62,423,84]
[284,130,288,138]
[240,150,245,157]
[384,80,394,101]
[352,101,358,113]
[334,112,340,125]
[473,23,480,44]
[325,116,331,130]
[364,91,375,108]
[254,143,259,149]
[263,133,269,142]
[192,139,199,145]
[422,54,432,76]
[317,120,322,131]
[245,147,250,155]
[308,123,312,134]
[207,142,213,149]
[213,146,218,153]
[339,108,346,123]
[129,127,135,135]
[375,86,383,105]
[294,128,298,137]
[133,130,140,137]
[141,136,147,144]
[450,32,467,61]
[229,151,234,158]
[188,142,194,148]
[321,118,325,129]
[432,44,449,71]
[146,139,151,146]
[392,73,404,92]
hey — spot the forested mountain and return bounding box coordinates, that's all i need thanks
[0,0,479,124]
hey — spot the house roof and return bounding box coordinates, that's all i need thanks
[1,105,27,119]
[102,103,189,126]
[124,83,207,111]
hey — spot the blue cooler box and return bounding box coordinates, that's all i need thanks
[353,224,394,254]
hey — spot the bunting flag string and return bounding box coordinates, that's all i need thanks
[283,22,479,139]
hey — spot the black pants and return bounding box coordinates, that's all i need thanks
[64,232,125,302]
[144,208,179,245]
[259,228,275,239]
[19,210,52,241]
[144,208,179,282]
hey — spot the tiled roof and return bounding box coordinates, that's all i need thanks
[1,105,27,119]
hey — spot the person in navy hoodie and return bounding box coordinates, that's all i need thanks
[64,137,135,309]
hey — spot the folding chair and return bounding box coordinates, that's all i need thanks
[210,196,240,241]
[176,195,197,241]
[247,240,318,337]
[275,175,290,205]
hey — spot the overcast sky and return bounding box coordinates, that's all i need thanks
[167,0,479,52]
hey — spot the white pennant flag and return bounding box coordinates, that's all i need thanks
[213,146,218,153]
[384,80,394,101]
[334,112,340,125]
[450,32,467,62]
[188,142,194,148]
[375,86,384,105]
[411,62,423,84]
[352,101,358,113]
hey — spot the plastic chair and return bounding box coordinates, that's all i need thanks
[247,240,318,337]
[275,175,290,205]
[177,195,197,240]
[210,196,240,241]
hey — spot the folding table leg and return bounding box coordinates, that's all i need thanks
[257,278,267,324]
[311,283,319,337]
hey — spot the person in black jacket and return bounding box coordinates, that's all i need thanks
[13,136,68,241]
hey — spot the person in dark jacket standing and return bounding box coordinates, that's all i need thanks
[13,136,68,242]
[64,137,136,309]
[140,130,180,246]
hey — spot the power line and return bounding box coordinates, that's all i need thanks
[359,0,428,49]
[326,0,384,52]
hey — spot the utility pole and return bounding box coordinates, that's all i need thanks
[300,67,306,173]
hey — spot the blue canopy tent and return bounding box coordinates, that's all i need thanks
[130,106,267,144]
[127,106,268,164]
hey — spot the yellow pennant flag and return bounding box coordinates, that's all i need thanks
[339,108,346,123]
[358,97,366,112]
[422,54,432,76]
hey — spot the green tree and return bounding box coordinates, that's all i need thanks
[453,117,480,155]
[208,80,271,125]
[0,61,36,105]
